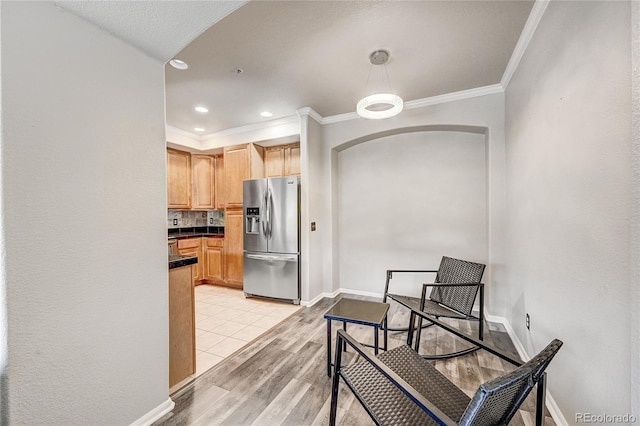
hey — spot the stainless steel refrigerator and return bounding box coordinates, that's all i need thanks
[243,176,300,304]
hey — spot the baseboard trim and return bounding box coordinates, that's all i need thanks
[485,314,568,426]
[301,289,340,307]
[130,398,175,426]
[337,288,384,299]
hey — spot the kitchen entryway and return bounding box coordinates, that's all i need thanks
[194,285,302,377]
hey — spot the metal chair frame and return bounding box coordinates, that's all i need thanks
[383,256,486,359]
[330,308,562,426]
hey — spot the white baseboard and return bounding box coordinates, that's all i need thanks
[485,314,568,426]
[130,398,175,426]
[337,288,384,299]
[301,287,385,306]
[301,289,340,306]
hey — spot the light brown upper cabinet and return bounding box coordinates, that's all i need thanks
[167,148,192,209]
[191,154,215,210]
[214,154,225,210]
[264,143,300,178]
[223,143,264,208]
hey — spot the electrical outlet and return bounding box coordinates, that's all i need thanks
[209,218,213,224]
[526,313,530,330]
[311,222,316,231]
[173,219,178,226]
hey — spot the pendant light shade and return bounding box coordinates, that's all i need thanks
[357,93,404,120]
[357,50,403,120]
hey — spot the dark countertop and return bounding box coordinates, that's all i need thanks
[169,254,198,269]
[168,226,224,241]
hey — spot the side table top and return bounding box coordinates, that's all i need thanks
[324,298,390,325]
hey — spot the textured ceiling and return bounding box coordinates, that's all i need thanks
[55,0,248,61]
[166,0,534,135]
[57,0,535,137]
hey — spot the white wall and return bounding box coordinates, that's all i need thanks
[337,130,486,297]
[1,2,170,424]
[320,93,507,315]
[298,110,325,303]
[632,0,640,417]
[505,0,632,420]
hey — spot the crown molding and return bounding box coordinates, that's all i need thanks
[166,124,203,142]
[203,114,300,140]
[321,84,505,125]
[501,0,550,88]
[404,84,504,110]
[296,107,323,123]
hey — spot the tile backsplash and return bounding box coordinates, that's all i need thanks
[168,210,224,228]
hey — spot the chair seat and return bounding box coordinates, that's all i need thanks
[387,294,469,319]
[341,345,470,425]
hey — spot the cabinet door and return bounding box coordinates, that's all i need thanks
[167,149,192,209]
[286,143,301,176]
[265,146,285,178]
[205,238,224,283]
[215,155,225,210]
[224,209,244,288]
[177,238,203,282]
[223,145,249,208]
[169,266,195,388]
[192,155,215,210]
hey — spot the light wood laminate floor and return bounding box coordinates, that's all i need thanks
[156,295,555,426]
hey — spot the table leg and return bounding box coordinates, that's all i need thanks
[326,319,332,377]
[374,326,379,355]
[343,322,347,352]
[383,316,388,351]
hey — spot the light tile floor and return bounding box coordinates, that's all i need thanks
[194,284,302,377]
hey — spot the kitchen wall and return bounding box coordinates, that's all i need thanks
[168,210,224,228]
[1,2,170,424]
[504,0,632,420]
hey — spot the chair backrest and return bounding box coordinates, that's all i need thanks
[430,256,486,315]
[458,339,563,426]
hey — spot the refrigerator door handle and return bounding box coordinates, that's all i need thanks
[246,253,297,262]
[268,188,274,239]
[261,188,268,235]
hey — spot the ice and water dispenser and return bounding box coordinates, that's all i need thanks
[246,207,260,234]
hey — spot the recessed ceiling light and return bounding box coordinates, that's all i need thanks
[169,59,189,70]
[194,127,205,132]
[260,111,273,118]
[194,106,209,113]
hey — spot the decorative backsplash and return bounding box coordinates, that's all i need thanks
[168,210,224,228]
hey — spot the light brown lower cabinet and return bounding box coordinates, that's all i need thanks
[169,265,195,389]
[204,237,224,284]
[224,208,244,288]
[177,238,203,284]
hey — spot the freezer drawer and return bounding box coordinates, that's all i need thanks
[243,252,300,304]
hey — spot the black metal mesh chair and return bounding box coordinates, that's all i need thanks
[329,313,562,426]
[384,256,486,358]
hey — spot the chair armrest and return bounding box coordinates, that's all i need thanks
[386,269,438,279]
[408,308,522,367]
[383,269,439,302]
[422,282,484,288]
[334,329,458,426]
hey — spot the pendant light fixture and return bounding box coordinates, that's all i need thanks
[356,50,403,120]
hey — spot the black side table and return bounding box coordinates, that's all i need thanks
[324,297,390,377]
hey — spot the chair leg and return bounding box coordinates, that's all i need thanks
[329,334,345,426]
[478,285,485,341]
[536,373,547,426]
